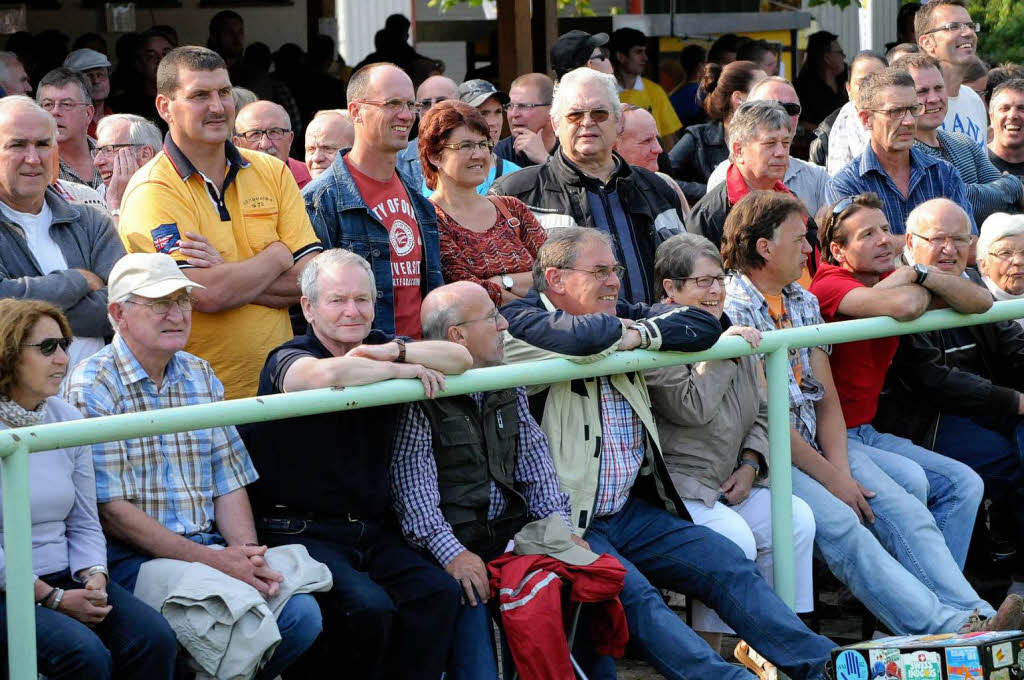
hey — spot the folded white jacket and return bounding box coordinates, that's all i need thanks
[134,543,332,680]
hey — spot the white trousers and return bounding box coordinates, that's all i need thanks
[683,487,816,633]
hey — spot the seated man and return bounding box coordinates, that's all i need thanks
[239,248,472,680]
[234,100,312,189]
[876,197,1024,595]
[93,113,162,219]
[722,190,1020,636]
[304,109,353,179]
[502,226,838,680]
[63,252,323,680]
[392,280,581,679]
[809,193,987,568]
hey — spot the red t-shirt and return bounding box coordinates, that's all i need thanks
[809,262,898,427]
[346,158,423,338]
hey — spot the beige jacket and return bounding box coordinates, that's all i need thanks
[646,355,770,507]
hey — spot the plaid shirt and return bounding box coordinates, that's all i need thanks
[593,377,646,518]
[724,272,828,448]
[825,102,870,176]
[58,138,104,191]
[391,388,572,566]
[63,335,258,535]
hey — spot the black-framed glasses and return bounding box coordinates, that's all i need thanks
[503,102,551,112]
[95,143,143,157]
[353,98,422,115]
[673,274,732,288]
[22,337,70,356]
[441,139,495,153]
[910,232,972,248]
[921,21,981,37]
[563,264,625,281]
[123,296,196,315]
[869,103,925,120]
[779,102,802,117]
[418,96,449,109]
[454,309,502,327]
[236,128,291,143]
[565,108,611,124]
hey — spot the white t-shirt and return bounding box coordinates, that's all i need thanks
[0,200,104,372]
[942,86,988,147]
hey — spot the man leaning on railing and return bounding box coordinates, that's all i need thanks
[500,225,838,680]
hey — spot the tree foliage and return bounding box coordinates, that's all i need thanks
[968,0,1024,66]
[427,0,595,16]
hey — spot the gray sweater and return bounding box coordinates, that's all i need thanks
[0,189,124,338]
[0,397,107,588]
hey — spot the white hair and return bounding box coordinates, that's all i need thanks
[299,248,376,304]
[0,95,57,142]
[727,100,791,151]
[978,212,1024,261]
[550,67,621,123]
[905,198,970,235]
[96,113,162,153]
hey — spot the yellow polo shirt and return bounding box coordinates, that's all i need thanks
[619,76,683,138]
[118,139,321,399]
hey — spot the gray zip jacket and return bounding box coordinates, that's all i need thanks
[0,188,124,337]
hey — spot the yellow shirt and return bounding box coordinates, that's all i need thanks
[118,140,321,399]
[619,77,683,138]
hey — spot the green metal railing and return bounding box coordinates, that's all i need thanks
[3,299,1024,678]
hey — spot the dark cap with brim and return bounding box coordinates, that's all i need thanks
[456,79,510,108]
[551,30,609,78]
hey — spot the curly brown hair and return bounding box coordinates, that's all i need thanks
[0,299,72,398]
[417,100,492,191]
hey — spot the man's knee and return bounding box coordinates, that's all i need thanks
[46,630,113,679]
[278,594,324,650]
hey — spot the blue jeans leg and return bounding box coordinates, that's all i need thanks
[849,424,983,569]
[255,594,323,680]
[586,498,835,680]
[448,595,499,680]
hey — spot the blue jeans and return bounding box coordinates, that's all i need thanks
[934,414,1024,542]
[107,533,322,680]
[448,595,500,680]
[848,424,984,569]
[581,497,835,680]
[0,571,177,680]
[792,446,993,635]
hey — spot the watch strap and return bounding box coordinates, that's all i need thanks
[394,338,407,363]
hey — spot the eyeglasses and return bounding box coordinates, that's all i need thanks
[22,337,71,356]
[910,232,972,248]
[990,248,1024,261]
[236,127,291,143]
[418,96,449,109]
[868,103,925,120]
[563,264,625,281]
[454,309,503,327]
[95,143,143,157]
[778,102,802,117]
[353,98,422,115]
[921,21,981,37]
[123,296,196,315]
[673,274,732,288]
[503,102,551,112]
[39,100,90,112]
[565,108,611,124]
[441,139,495,153]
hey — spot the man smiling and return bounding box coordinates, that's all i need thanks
[988,80,1024,177]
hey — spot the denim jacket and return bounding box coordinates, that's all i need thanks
[302,149,444,335]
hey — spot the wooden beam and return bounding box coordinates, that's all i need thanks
[497,0,532,91]
[531,0,557,76]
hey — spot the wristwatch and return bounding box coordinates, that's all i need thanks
[914,263,930,286]
[501,275,515,292]
[393,337,407,363]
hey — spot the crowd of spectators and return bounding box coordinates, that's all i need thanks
[8,1,1024,679]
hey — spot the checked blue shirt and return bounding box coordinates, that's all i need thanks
[391,387,572,566]
[825,144,977,235]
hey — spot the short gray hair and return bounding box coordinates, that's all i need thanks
[532,227,614,293]
[96,114,162,153]
[0,96,57,141]
[728,100,791,150]
[551,68,621,123]
[37,67,92,103]
[299,249,376,304]
[855,67,915,111]
[978,213,1024,262]
[653,233,723,299]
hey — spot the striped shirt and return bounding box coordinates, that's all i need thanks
[391,388,572,566]
[63,335,258,535]
[825,144,976,235]
[593,377,646,518]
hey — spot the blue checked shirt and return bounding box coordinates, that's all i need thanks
[825,144,977,235]
[724,273,828,449]
[593,377,647,518]
[63,335,258,536]
[391,388,572,566]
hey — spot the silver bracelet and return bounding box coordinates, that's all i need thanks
[83,565,108,581]
[739,458,761,475]
[48,587,64,611]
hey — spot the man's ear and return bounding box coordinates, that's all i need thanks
[731,140,744,166]
[755,236,773,263]
[446,323,467,346]
[829,240,844,265]
[155,94,172,126]
[299,295,314,323]
[544,266,565,295]
[857,108,872,131]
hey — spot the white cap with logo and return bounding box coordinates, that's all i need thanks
[108,253,205,304]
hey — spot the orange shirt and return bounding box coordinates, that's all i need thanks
[764,292,802,386]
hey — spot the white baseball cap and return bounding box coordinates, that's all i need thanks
[108,253,204,303]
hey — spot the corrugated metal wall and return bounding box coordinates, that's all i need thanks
[803,0,900,55]
[337,0,413,66]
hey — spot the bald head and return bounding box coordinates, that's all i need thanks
[617,107,661,172]
[234,100,293,162]
[0,96,56,140]
[906,198,973,274]
[305,110,353,177]
[421,281,507,368]
[416,75,457,105]
[748,77,800,133]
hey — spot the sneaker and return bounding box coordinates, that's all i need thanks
[960,594,1024,633]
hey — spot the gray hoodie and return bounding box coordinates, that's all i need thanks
[0,187,124,337]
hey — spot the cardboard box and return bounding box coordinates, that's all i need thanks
[831,631,1024,680]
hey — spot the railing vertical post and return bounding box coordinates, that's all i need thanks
[2,440,36,680]
[765,347,796,610]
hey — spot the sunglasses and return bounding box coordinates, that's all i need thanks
[22,337,71,356]
[565,108,611,124]
[779,102,802,117]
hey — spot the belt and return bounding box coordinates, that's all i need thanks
[255,511,367,535]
